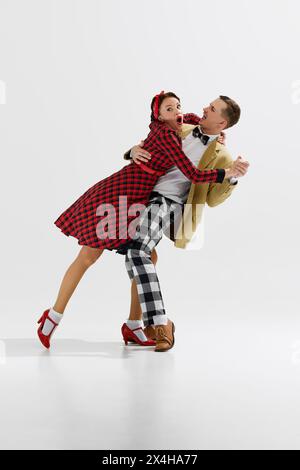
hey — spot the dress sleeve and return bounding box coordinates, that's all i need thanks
[155,129,225,184]
[183,113,202,125]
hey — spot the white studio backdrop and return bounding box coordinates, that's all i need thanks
[0,0,299,339]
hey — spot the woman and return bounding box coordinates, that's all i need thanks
[37,91,244,349]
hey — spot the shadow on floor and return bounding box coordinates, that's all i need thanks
[0,338,155,359]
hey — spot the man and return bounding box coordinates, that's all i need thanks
[121,95,249,351]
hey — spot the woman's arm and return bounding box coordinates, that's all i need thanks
[182,113,202,125]
[156,128,225,184]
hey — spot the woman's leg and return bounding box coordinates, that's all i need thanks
[52,246,104,314]
[128,248,158,321]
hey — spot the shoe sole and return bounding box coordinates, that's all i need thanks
[155,322,175,352]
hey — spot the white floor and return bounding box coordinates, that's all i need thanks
[1,305,300,450]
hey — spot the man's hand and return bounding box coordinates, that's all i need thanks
[217,131,226,145]
[225,156,250,179]
[131,140,152,164]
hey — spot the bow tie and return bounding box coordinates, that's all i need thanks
[192,127,210,145]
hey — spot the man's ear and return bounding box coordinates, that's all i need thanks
[220,119,228,130]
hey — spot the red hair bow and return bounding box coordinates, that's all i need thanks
[153,90,165,120]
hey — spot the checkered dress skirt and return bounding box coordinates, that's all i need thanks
[54,115,224,250]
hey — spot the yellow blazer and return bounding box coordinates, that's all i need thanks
[174,124,238,249]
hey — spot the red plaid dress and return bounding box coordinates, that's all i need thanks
[54,114,225,250]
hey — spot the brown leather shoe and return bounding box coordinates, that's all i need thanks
[154,320,175,352]
[144,325,156,342]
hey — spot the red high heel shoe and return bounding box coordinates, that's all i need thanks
[121,323,156,346]
[37,309,58,349]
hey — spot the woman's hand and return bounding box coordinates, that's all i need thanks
[217,131,226,145]
[131,140,152,164]
[225,156,250,179]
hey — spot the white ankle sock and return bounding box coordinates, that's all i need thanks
[126,320,148,342]
[153,315,168,326]
[41,307,63,336]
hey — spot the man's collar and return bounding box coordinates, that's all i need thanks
[198,125,219,143]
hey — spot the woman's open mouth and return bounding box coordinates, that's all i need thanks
[176,114,183,125]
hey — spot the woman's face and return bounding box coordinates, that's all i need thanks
[158,97,183,131]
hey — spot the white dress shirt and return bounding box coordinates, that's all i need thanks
[153,130,219,204]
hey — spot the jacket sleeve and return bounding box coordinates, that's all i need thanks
[206,155,238,207]
[183,113,202,125]
[123,148,132,160]
[156,128,225,184]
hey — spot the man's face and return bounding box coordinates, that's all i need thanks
[201,98,228,133]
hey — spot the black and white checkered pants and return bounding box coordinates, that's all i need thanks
[125,194,183,326]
